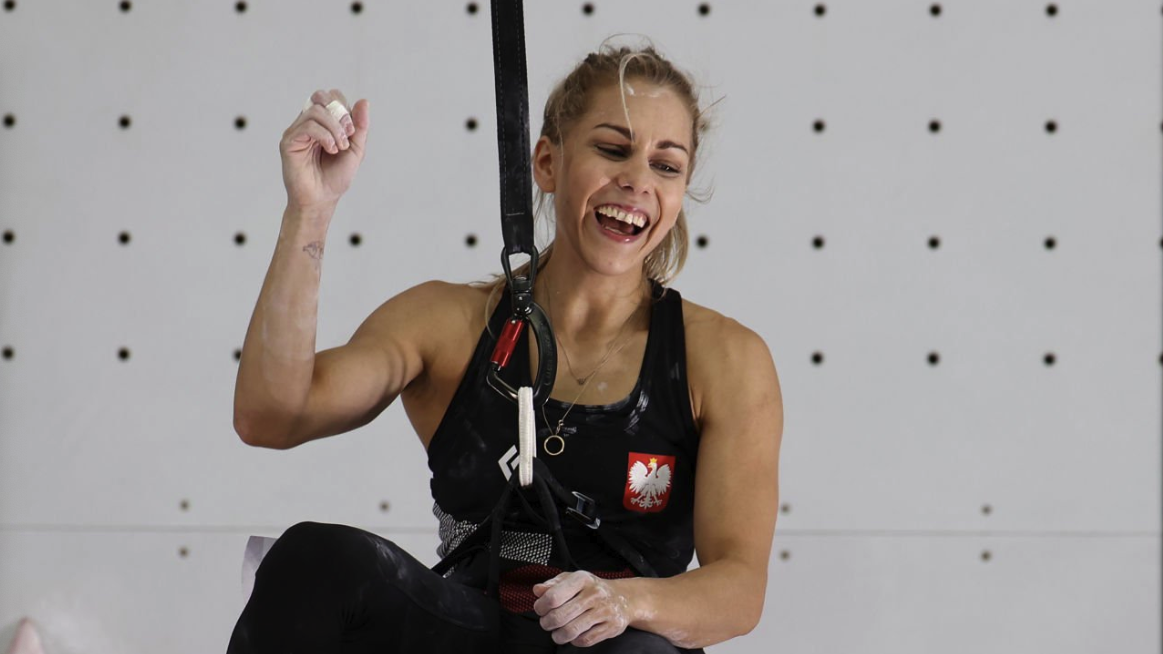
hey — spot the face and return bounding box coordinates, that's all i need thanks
[532,81,693,276]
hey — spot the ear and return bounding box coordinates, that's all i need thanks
[531,135,557,194]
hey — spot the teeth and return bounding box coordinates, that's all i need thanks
[596,205,647,229]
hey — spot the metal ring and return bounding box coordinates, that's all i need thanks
[543,434,565,456]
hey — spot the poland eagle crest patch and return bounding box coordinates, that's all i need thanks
[624,452,675,513]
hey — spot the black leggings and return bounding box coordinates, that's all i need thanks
[226,521,696,654]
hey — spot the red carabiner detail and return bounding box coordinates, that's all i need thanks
[490,318,526,369]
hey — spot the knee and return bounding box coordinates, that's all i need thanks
[275,521,341,553]
[260,521,362,571]
[273,522,408,574]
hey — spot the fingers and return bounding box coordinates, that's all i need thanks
[538,592,589,631]
[548,607,604,645]
[533,572,585,615]
[347,98,370,150]
[532,573,632,647]
[303,89,351,152]
[563,619,620,648]
[331,89,354,135]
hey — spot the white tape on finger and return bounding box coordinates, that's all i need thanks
[325,100,350,122]
[301,98,351,123]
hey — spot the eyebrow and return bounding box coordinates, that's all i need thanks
[593,123,689,155]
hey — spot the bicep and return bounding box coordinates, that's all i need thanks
[285,281,438,448]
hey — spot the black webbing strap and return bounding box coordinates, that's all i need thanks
[490,0,534,264]
[485,0,557,407]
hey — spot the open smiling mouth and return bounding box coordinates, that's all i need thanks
[593,205,648,237]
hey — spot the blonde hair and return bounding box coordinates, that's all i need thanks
[473,39,716,320]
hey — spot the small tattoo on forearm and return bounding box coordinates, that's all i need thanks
[303,241,324,260]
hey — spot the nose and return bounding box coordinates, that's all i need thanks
[615,156,653,194]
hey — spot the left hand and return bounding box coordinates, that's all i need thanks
[532,571,633,647]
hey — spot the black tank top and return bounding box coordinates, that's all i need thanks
[426,278,701,601]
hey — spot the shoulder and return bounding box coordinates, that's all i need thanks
[361,279,498,364]
[677,294,779,430]
[386,278,498,323]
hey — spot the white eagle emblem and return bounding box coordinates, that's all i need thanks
[627,457,672,510]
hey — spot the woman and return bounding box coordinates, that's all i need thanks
[228,44,783,653]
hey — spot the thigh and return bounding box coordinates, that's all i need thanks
[229,521,500,654]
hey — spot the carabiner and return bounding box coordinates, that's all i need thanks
[488,247,557,406]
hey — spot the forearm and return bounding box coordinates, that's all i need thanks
[233,203,334,445]
[614,558,766,649]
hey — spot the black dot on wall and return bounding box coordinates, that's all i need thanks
[698,3,710,16]
[3,1,15,12]
[119,231,131,245]
[1046,4,1058,17]
[1043,352,1056,366]
[930,3,942,16]
[233,348,242,362]
[814,4,826,17]
[466,2,478,15]
[811,351,824,365]
[1044,236,1056,250]
[179,499,190,511]
[812,236,825,249]
[235,232,247,245]
[2,114,13,128]
[928,236,941,249]
[1045,120,1058,133]
[235,116,247,130]
[929,119,941,133]
[179,546,189,558]
[695,235,709,249]
[350,233,362,246]
[779,550,791,561]
[465,234,478,247]
[119,115,132,129]
[2,346,13,360]
[780,503,791,514]
[982,504,992,515]
[119,1,131,12]
[379,500,391,512]
[981,550,992,562]
[118,347,131,361]
[465,117,478,131]
[813,119,826,133]
[235,1,247,13]
[582,3,594,16]
[1158,352,1162,366]
[350,2,363,15]
[927,351,940,366]
[2,230,13,244]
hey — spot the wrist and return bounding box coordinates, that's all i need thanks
[611,576,654,629]
[284,202,336,225]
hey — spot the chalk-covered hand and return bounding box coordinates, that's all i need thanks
[280,89,370,215]
[532,571,633,647]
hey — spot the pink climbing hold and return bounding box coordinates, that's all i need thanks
[4,618,45,654]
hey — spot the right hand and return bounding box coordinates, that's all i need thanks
[280,89,370,214]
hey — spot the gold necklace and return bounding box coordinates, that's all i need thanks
[541,278,645,456]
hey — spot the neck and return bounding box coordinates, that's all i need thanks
[534,253,651,346]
